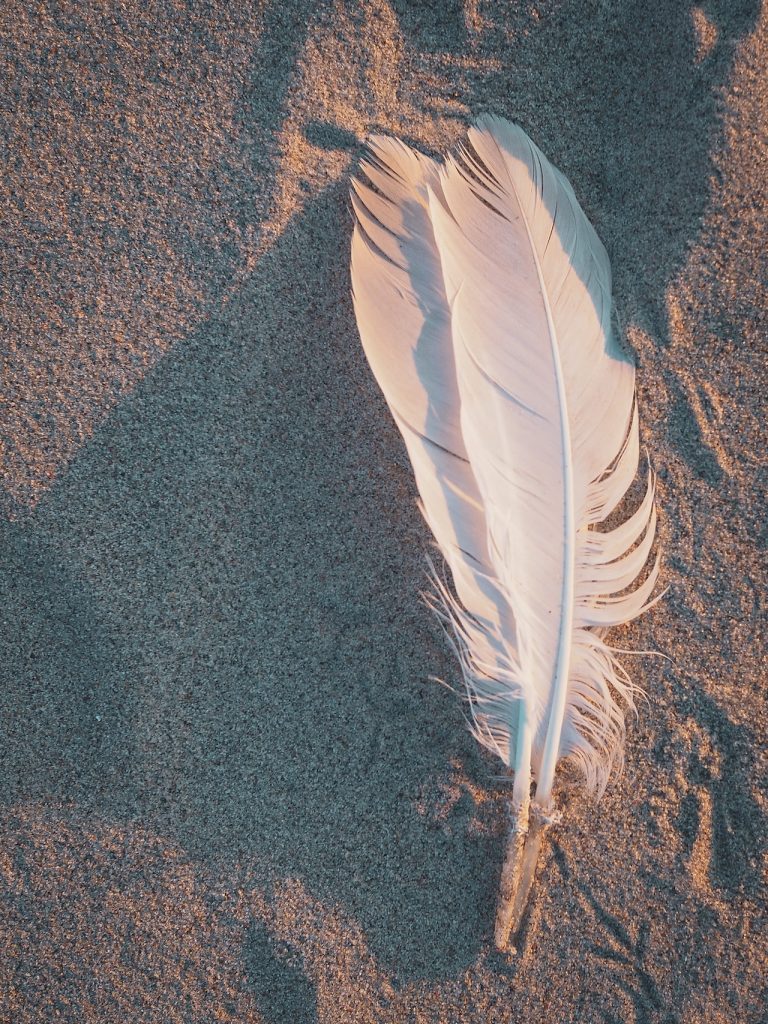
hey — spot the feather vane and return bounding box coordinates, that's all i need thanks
[349,115,660,949]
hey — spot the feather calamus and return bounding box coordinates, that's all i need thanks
[349,116,661,950]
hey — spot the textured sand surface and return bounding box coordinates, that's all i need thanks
[1,2,766,1021]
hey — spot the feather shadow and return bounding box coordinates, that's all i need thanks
[0,179,489,980]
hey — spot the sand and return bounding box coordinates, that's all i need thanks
[0,1,766,1021]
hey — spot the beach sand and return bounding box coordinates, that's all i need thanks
[1,1,766,1020]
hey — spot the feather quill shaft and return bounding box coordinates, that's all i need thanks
[350,116,660,950]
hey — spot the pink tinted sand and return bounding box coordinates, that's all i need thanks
[0,2,765,1021]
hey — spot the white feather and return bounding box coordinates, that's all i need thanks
[349,115,660,947]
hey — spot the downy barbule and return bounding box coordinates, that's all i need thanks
[349,115,661,951]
